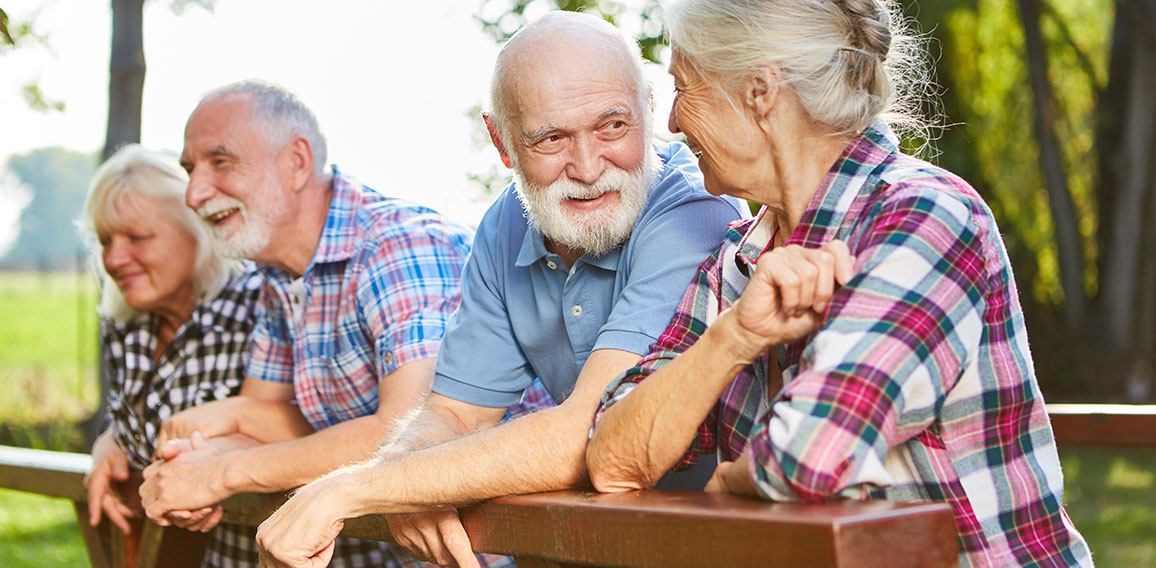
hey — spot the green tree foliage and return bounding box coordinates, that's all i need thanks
[477,0,1155,400]
[477,0,665,62]
[1,149,96,269]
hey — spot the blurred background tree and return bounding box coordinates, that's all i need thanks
[477,0,1156,402]
[0,148,95,270]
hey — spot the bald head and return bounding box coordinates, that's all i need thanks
[488,11,651,155]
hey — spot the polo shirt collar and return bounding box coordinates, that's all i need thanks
[514,221,624,271]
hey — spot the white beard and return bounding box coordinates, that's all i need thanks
[514,147,661,258]
[196,193,284,260]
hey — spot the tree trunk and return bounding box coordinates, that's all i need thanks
[1016,0,1087,332]
[102,0,145,160]
[86,0,147,446]
[1095,0,1156,401]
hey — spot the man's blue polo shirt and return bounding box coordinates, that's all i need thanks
[433,140,743,407]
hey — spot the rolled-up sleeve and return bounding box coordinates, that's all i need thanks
[359,213,471,376]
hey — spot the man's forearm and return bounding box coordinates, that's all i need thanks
[377,401,476,459]
[340,403,592,517]
[221,412,392,495]
[230,397,315,444]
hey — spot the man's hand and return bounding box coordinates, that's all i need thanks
[705,451,760,497]
[256,469,353,568]
[726,241,855,362]
[156,399,239,454]
[386,510,481,568]
[140,432,230,526]
[84,430,137,534]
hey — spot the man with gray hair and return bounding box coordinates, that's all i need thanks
[135,81,501,567]
[255,12,743,568]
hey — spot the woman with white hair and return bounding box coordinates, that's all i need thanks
[81,144,264,567]
[587,1,1091,565]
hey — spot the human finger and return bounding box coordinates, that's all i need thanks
[810,247,837,313]
[761,251,803,315]
[386,515,433,563]
[438,512,481,568]
[86,463,111,526]
[186,506,224,533]
[102,493,135,535]
[824,239,856,285]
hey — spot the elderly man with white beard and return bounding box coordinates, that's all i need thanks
[135,81,506,568]
[255,11,743,568]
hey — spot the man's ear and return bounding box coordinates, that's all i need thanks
[283,136,314,192]
[746,64,781,125]
[482,113,513,169]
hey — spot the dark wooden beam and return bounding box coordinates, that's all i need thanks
[1048,404,1156,447]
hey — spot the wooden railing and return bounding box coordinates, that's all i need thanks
[1046,404,1156,447]
[0,445,958,568]
[6,404,1151,567]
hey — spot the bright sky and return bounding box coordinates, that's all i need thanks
[0,0,677,253]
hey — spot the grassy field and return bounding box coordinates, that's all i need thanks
[0,270,1152,565]
[0,490,89,567]
[0,271,100,425]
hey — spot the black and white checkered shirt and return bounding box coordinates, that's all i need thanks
[102,270,262,469]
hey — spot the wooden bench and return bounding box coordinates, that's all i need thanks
[0,444,957,568]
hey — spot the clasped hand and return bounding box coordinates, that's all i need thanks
[140,432,226,532]
[726,240,855,362]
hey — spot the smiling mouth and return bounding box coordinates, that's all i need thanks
[205,208,239,225]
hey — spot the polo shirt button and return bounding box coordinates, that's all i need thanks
[546,260,558,270]
[384,353,393,364]
[572,304,582,317]
[291,295,300,305]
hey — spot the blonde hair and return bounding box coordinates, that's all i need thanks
[81,144,238,322]
[665,0,934,139]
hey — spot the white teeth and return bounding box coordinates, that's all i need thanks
[206,209,237,224]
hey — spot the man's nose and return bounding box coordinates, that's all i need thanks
[566,139,607,185]
[186,170,214,210]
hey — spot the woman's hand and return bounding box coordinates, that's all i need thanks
[705,450,760,497]
[83,429,137,534]
[156,399,239,456]
[724,240,855,362]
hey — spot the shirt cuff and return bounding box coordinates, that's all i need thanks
[592,329,657,357]
[431,373,525,408]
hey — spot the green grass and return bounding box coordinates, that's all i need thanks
[0,489,89,567]
[1060,447,1156,566]
[0,271,101,423]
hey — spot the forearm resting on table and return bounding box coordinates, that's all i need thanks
[587,315,756,492]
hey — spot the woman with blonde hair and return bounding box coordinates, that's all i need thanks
[587,1,1091,565]
[81,144,264,567]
